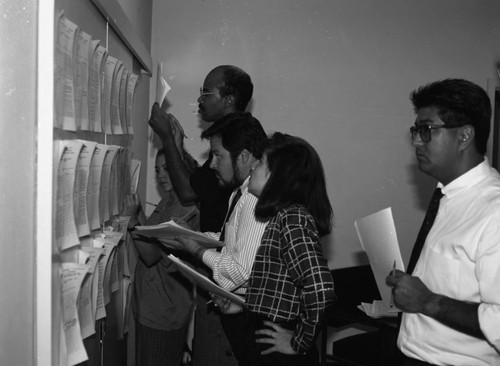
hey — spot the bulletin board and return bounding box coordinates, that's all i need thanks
[51,0,151,365]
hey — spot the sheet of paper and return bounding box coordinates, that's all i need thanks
[95,233,122,308]
[119,69,130,134]
[126,73,139,135]
[61,262,90,366]
[99,145,120,225]
[357,300,399,318]
[107,146,122,217]
[74,30,91,131]
[135,220,223,248]
[111,61,124,134]
[101,230,125,244]
[55,12,78,131]
[117,149,132,210]
[78,246,104,339]
[354,207,405,309]
[101,231,124,293]
[60,247,83,264]
[87,143,107,230]
[102,56,119,134]
[129,158,141,195]
[74,141,96,238]
[168,255,245,305]
[55,140,83,250]
[93,238,116,320]
[88,41,107,132]
[155,61,171,106]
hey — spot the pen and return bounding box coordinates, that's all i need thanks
[390,260,396,308]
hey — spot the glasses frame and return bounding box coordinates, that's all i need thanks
[410,124,461,143]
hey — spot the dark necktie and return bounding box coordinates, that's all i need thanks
[407,188,444,274]
[219,188,242,243]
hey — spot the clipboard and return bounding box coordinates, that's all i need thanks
[167,254,245,306]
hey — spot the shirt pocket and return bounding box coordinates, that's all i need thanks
[422,247,460,297]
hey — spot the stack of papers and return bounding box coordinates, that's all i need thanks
[135,220,223,249]
[357,300,399,318]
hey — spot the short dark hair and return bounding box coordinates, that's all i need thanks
[202,112,266,161]
[212,65,253,111]
[254,132,333,236]
[410,78,491,155]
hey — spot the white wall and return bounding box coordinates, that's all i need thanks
[0,1,37,364]
[149,0,500,269]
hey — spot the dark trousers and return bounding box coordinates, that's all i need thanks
[219,312,260,366]
[135,321,187,366]
[192,295,237,366]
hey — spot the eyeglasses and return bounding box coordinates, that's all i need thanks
[410,125,461,143]
[199,87,219,98]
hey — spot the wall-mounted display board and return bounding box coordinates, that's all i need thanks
[47,1,152,365]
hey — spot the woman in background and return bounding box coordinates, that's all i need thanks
[215,133,335,366]
[126,148,199,366]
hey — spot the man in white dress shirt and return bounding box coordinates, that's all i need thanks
[174,112,268,366]
[386,79,500,365]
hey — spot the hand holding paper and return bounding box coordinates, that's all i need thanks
[155,62,171,107]
[211,294,244,314]
[385,269,433,314]
[170,236,207,261]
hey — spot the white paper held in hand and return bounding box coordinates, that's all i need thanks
[155,61,171,106]
[150,61,172,142]
[354,207,405,312]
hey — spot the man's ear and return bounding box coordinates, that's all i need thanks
[458,125,475,150]
[238,149,250,164]
[223,94,235,110]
